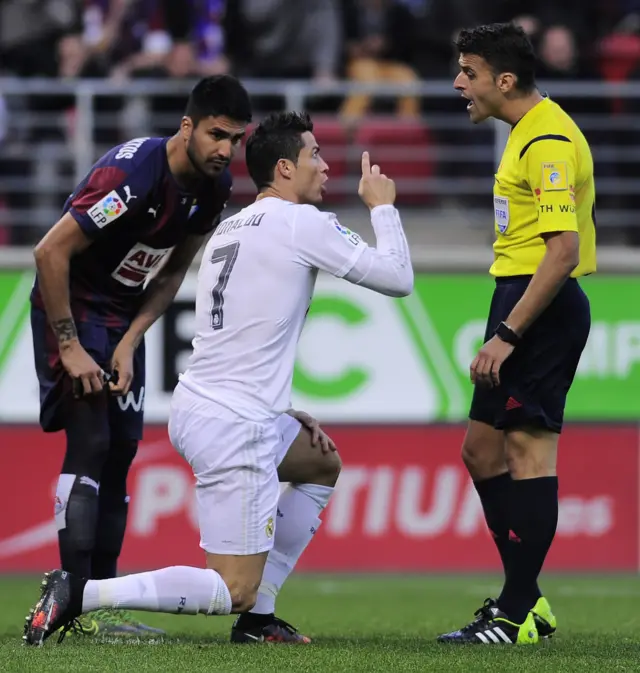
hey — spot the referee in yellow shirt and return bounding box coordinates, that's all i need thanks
[438,23,596,646]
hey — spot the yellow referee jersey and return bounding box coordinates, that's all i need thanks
[491,97,597,277]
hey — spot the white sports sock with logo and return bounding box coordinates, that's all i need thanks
[251,483,334,615]
[82,566,232,616]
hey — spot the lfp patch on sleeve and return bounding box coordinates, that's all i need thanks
[541,162,568,191]
[88,190,129,228]
[334,223,362,246]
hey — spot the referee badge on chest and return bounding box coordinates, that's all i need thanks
[494,195,510,233]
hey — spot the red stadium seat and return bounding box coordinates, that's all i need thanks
[354,117,435,205]
[599,33,640,83]
[598,34,640,114]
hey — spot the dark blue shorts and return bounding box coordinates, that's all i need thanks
[31,307,146,440]
[468,276,591,433]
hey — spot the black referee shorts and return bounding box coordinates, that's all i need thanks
[469,275,591,433]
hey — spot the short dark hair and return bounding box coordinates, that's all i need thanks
[245,112,314,191]
[185,75,252,126]
[455,23,537,93]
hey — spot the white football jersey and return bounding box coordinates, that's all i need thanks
[179,197,370,420]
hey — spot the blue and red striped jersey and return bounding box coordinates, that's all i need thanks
[31,136,232,328]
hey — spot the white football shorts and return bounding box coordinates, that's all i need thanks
[168,382,301,555]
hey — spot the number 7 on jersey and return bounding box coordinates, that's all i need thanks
[209,241,240,330]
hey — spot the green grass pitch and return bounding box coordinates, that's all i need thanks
[2,574,640,672]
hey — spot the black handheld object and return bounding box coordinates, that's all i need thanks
[71,369,119,399]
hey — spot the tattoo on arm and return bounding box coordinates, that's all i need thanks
[52,318,78,344]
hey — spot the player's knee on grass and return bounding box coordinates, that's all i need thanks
[277,426,342,487]
[505,427,558,479]
[461,420,508,481]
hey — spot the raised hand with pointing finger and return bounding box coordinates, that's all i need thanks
[358,151,396,210]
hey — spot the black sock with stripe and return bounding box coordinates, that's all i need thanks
[498,476,559,624]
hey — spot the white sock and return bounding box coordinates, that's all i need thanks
[82,566,232,616]
[251,483,333,615]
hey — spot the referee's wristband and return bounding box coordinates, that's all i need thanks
[494,321,521,346]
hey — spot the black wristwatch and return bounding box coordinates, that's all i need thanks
[494,321,521,346]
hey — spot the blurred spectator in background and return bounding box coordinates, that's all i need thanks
[537,26,583,79]
[191,0,229,76]
[223,0,341,84]
[402,0,484,80]
[0,0,83,245]
[0,0,80,78]
[490,1,595,82]
[340,0,420,119]
[125,1,229,80]
[78,0,188,79]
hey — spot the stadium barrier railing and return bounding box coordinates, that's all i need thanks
[1,77,640,243]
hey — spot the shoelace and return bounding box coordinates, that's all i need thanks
[57,618,84,644]
[460,598,496,634]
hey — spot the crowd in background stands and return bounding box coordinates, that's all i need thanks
[2,0,640,102]
[2,0,640,136]
[1,0,640,246]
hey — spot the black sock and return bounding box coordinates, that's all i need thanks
[58,478,100,578]
[69,575,89,617]
[498,477,559,624]
[235,612,275,629]
[59,396,110,579]
[474,472,512,575]
[91,492,129,579]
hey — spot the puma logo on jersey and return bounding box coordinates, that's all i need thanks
[148,205,160,218]
[123,185,137,203]
[111,243,173,287]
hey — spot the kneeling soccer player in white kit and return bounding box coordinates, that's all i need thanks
[23,111,414,647]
